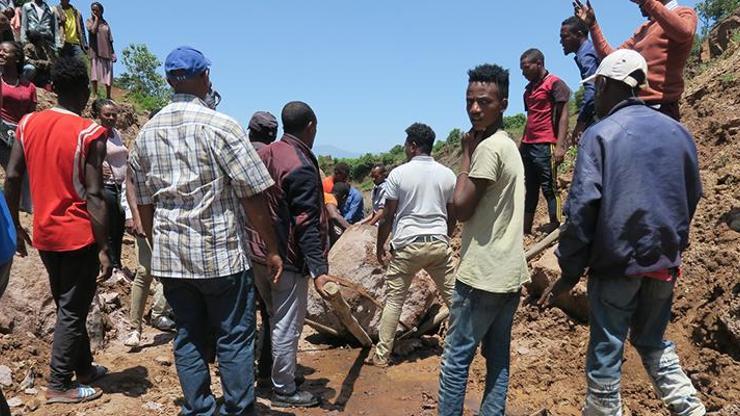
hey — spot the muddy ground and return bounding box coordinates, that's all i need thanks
[1,32,739,416]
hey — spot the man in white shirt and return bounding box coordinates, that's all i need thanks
[367,122,457,367]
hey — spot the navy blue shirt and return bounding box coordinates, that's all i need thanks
[575,40,599,125]
[557,99,702,282]
[341,186,365,224]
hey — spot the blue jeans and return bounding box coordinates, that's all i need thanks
[162,270,256,416]
[585,276,705,416]
[438,281,520,416]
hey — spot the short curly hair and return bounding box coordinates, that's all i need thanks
[405,122,436,154]
[468,64,510,100]
[51,56,90,98]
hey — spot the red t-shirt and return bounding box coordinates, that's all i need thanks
[1,80,37,124]
[522,73,571,145]
[322,175,335,193]
[17,108,107,252]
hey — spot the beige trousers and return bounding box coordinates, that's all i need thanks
[375,240,455,360]
[129,237,170,331]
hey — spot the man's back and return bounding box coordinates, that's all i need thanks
[130,94,272,279]
[17,108,106,252]
[559,99,702,278]
[385,156,455,248]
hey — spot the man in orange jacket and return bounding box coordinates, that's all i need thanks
[574,0,697,121]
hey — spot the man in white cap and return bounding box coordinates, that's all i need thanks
[540,49,705,415]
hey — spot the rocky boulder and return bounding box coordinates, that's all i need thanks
[527,246,589,323]
[307,225,443,341]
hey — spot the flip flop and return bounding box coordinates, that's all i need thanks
[46,385,102,404]
[77,365,109,385]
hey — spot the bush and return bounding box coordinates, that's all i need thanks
[115,44,171,111]
[697,0,740,28]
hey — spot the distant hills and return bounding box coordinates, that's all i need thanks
[313,144,361,159]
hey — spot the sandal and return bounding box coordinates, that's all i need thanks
[46,385,102,404]
[77,365,109,385]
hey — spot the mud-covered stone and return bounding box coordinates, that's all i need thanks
[307,225,443,341]
[528,246,589,323]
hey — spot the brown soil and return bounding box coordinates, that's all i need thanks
[1,33,739,416]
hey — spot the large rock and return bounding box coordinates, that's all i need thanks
[307,225,443,341]
[528,246,589,323]
[703,8,740,61]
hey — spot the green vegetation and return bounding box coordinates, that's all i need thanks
[319,114,531,187]
[114,44,171,111]
[697,0,740,29]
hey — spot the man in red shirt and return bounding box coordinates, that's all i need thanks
[4,56,111,404]
[520,48,571,234]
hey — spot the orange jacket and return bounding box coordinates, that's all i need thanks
[590,0,697,104]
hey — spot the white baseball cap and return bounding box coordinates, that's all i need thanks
[582,49,649,89]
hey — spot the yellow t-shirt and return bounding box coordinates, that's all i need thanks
[456,130,530,293]
[63,8,80,45]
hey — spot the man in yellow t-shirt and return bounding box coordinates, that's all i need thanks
[56,0,87,61]
[438,64,529,415]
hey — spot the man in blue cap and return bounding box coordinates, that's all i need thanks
[129,46,284,416]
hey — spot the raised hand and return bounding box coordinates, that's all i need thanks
[573,0,596,27]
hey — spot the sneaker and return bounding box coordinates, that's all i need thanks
[124,330,141,348]
[271,389,319,408]
[151,316,176,332]
[363,351,389,368]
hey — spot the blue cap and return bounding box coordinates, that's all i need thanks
[165,46,211,80]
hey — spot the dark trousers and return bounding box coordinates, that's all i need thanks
[256,291,272,380]
[162,270,256,416]
[521,143,561,224]
[648,101,681,122]
[39,245,99,391]
[102,183,125,269]
[0,387,9,416]
[60,43,86,62]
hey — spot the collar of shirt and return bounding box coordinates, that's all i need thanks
[607,97,646,117]
[410,155,434,162]
[665,0,678,10]
[526,71,551,91]
[171,93,208,107]
[575,39,594,60]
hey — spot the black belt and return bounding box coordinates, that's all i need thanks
[413,235,440,244]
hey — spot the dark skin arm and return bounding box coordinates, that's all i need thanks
[240,193,283,284]
[124,167,145,238]
[84,138,113,281]
[453,131,489,222]
[139,203,154,247]
[327,203,351,229]
[446,203,457,237]
[4,140,32,256]
[553,102,570,165]
[376,199,398,266]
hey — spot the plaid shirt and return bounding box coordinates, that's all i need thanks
[129,94,274,279]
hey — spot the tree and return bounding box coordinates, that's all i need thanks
[697,0,740,28]
[115,44,170,111]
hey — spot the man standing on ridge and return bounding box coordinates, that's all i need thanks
[56,0,87,61]
[248,101,331,408]
[5,56,111,405]
[574,0,697,121]
[130,46,283,416]
[540,49,705,415]
[560,16,600,144]
[520,48,571,235]
[438,64,529,415]
[367,122,457,368]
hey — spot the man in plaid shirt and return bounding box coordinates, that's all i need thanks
[129,47,282,416]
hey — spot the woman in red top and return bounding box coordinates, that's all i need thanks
[0,40,36,213]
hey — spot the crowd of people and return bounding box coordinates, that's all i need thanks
[0,0,713,415]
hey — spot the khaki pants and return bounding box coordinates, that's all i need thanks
[129,238,170,331]
[375,240,455,360]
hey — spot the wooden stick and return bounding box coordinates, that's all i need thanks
[525,225,564,261]
[331,275,414,332]
[304,318,343,338]
[399,306,449,340]
[323,282,373,347]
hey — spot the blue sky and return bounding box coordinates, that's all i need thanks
[98,0,700,155]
